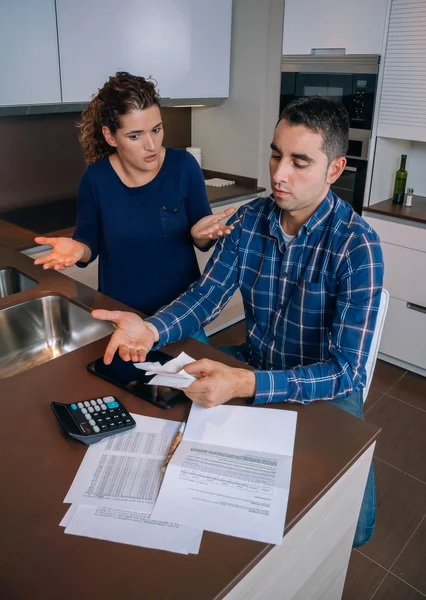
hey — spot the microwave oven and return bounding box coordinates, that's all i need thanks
[280,55,379,131]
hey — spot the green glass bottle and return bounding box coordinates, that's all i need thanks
[392,154,407,204]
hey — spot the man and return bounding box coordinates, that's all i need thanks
[92,97,384,547]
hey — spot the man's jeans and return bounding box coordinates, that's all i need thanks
[219,343,376,548]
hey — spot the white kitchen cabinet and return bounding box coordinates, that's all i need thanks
[24,247,99,290]
[363,214,426,375]
[56,0,232,103]
[0,0,61,106]
[377,0,426,142]
[282,0,389,55]
[196,196,257,335]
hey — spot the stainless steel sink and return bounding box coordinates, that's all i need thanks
[0,267,37,298]
[0,295,114,379]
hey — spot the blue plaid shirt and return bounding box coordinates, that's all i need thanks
[147,192,384,405]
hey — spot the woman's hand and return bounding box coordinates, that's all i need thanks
[191,207,236,248]
[33,237,90,270]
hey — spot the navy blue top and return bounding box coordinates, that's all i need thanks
[73,148,212,315]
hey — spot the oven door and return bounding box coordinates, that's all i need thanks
[331,158,367,216]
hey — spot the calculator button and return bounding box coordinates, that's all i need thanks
[88,407,94,413]
[108,422,117,429]
[125,418,132,424]
[101,404,107,411]
[84,401,90,407]
[90,400,97,406]
[106,401,119,409]
[105,416,112,422]
[117,420,124,426]
[71,403,78,410]
[121,412,127,417]
[94,405,100,412]
[100,424,108,431]
[103,396,115,403]
[93,425,100,433]
[81,407,88,414]
[86,413,92,421]
[77,402,84,409]
[96,398,103,405]
[89,419,96,426]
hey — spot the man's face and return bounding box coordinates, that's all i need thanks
[269,119,345,213]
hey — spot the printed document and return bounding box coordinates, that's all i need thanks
[150,403,297,545]
[60,504,202,554]
[64,414,181,512]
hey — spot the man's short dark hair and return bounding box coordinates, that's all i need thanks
[278,96,349,165]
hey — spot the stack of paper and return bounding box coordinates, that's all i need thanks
[61,380,298,552]
[151,403,297,545]
[61,414,203,554]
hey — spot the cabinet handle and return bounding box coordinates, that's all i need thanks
[406,302,426,315]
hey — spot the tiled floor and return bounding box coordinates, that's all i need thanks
[209,321,426,599]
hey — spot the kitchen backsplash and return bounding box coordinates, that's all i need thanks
[0,107,191,212]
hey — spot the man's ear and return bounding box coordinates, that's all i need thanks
[102,126,117,148]
[327,156,347,185]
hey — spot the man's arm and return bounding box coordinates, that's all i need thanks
[146,212,243,346]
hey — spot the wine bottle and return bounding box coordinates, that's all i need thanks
[392,154,407,205]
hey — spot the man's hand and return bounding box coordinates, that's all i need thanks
[91,309,159,365]
[191,207,236,248]
[182,358,256,408]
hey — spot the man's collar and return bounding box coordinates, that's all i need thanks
[267,191,335,236]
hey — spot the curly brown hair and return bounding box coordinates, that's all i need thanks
[78,72,161,164]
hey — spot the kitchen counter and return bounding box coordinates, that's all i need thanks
[364,195,426,225]
[0,239,379,600]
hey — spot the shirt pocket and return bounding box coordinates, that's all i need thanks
[160,201,189,238]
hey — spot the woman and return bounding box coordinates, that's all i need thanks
[34,72,234,342]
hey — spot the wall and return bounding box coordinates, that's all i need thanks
[191,0,284,190]
[0,107,191,212]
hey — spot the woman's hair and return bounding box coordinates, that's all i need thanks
[78,72,161,164]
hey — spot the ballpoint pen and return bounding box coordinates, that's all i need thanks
[162,421,186,472]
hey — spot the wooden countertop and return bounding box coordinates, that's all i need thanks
[364,195,426,225]
[0,243,380,600]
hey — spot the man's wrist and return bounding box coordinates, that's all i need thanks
[233,368,256,399]
[144,320,160,343]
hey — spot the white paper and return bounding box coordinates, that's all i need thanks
[136,352,197,388]
[185,403,297,456]
[133,361,162,371]
[60,504,77,527]
[151,404,297,545]
[64,414,181,512]
[64,504,202,554]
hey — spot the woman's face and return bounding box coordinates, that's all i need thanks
[103,105,164,171]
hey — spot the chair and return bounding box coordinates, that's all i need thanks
[363,288,390,403]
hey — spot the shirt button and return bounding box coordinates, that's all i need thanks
[162,205,166,210]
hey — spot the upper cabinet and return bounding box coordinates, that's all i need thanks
[377,0,426,143]
[56,0,232,103]
[282,0,389,55]
[0,0,61,106]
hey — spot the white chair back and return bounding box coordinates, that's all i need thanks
[363,288,390,403]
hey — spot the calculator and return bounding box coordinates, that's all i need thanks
[51,396,136,445]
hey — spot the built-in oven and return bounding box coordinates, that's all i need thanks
[280,55,380,215]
